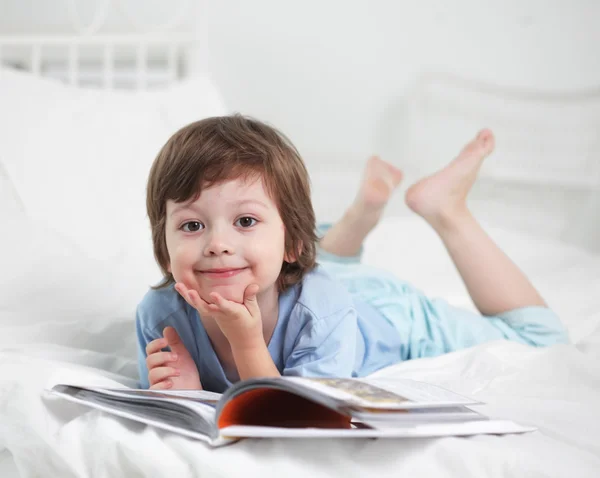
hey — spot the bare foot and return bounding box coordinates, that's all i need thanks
[405,129,495,229]
[318,156,402,257]
[354,155,403,215]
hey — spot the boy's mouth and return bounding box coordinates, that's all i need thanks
[199,267,247,278]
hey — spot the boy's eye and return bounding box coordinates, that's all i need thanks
[236,217,257,228]
[181,221,203,232]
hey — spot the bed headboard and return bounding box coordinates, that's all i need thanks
[0,33,196,90]
[0,1,201,90]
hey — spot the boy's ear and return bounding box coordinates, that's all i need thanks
[284,241,303,263]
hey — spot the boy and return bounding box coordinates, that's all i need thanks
[136,115,568,392]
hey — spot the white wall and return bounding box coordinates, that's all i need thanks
[3,0,598,163]
[204,0,600,165]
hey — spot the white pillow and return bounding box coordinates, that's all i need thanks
[0,67,227,258]
[0,67,228,344]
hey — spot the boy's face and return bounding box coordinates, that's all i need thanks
[165,176,286,304]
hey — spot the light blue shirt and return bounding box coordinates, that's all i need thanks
[136,265,568,392]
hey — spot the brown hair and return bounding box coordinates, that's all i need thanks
[146,114,318,290]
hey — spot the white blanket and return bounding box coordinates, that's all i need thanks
[1,219,600,478]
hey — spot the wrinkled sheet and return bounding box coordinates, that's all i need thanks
[1,221,599,478]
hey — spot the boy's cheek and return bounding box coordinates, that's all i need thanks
[250,237,286,262]
[168,254,199,290]
[169,245,197,270]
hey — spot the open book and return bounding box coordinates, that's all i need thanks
[47,377,535,447]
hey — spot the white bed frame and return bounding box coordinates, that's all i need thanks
[0,33,196,89]
[0,0,203,89]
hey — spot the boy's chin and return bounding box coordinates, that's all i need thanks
[201,284,246,304]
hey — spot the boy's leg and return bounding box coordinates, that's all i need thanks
[405,130,546,316]
[319,156,403,257]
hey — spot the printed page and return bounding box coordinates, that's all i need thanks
[359,378,480,407]
[282,377,478,410]
[79,387,222,420]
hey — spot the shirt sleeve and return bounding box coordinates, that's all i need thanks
[135,306,162,389]
[283,305,358,378]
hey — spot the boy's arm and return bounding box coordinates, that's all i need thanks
[231,340,281,380]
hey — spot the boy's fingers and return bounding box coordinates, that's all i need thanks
[145,337,168,356]
[210,289,259,319]
[244,283,260,298]
[175,283,213,314]
[150,380,173,390]
[149,366,179,385]
[175,283,196,308]
[209,292,239,317]
[163,326,192,359]
[146,351,178,369]
[243,284,260,317]
[188,289,210,309]
[163,326,182,346]
[174,282,189,296]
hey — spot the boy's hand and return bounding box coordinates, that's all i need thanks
[175,283,263,350]
[145,326,202,390]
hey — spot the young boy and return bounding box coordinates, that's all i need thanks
[136,115,568,392]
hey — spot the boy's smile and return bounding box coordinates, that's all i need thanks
[198,267,248,278]
[195,266,251,285]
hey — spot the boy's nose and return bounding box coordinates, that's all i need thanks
[206,245,230,256]
[203,231,234,256]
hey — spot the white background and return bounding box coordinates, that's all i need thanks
[2,0,599,164]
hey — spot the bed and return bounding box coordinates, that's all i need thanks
[1,24,600,478]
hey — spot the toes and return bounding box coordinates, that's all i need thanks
[477,129,492,140]
[404,183,421,212]
[385,163,403,186]
[476,129,495,153]
[366,156,403,185]
[367,155,384,169]
[459,130,495,159]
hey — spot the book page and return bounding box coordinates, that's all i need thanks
[281,377,478,409]
[219,420,535,439]
[98,388,222,406]
[49,386,221,441]
[351,406,486,424]
[81,387,221,422]
[360,378,480,407]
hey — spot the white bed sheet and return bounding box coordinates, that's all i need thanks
[0,450,19,478]
[1,218,599,478]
